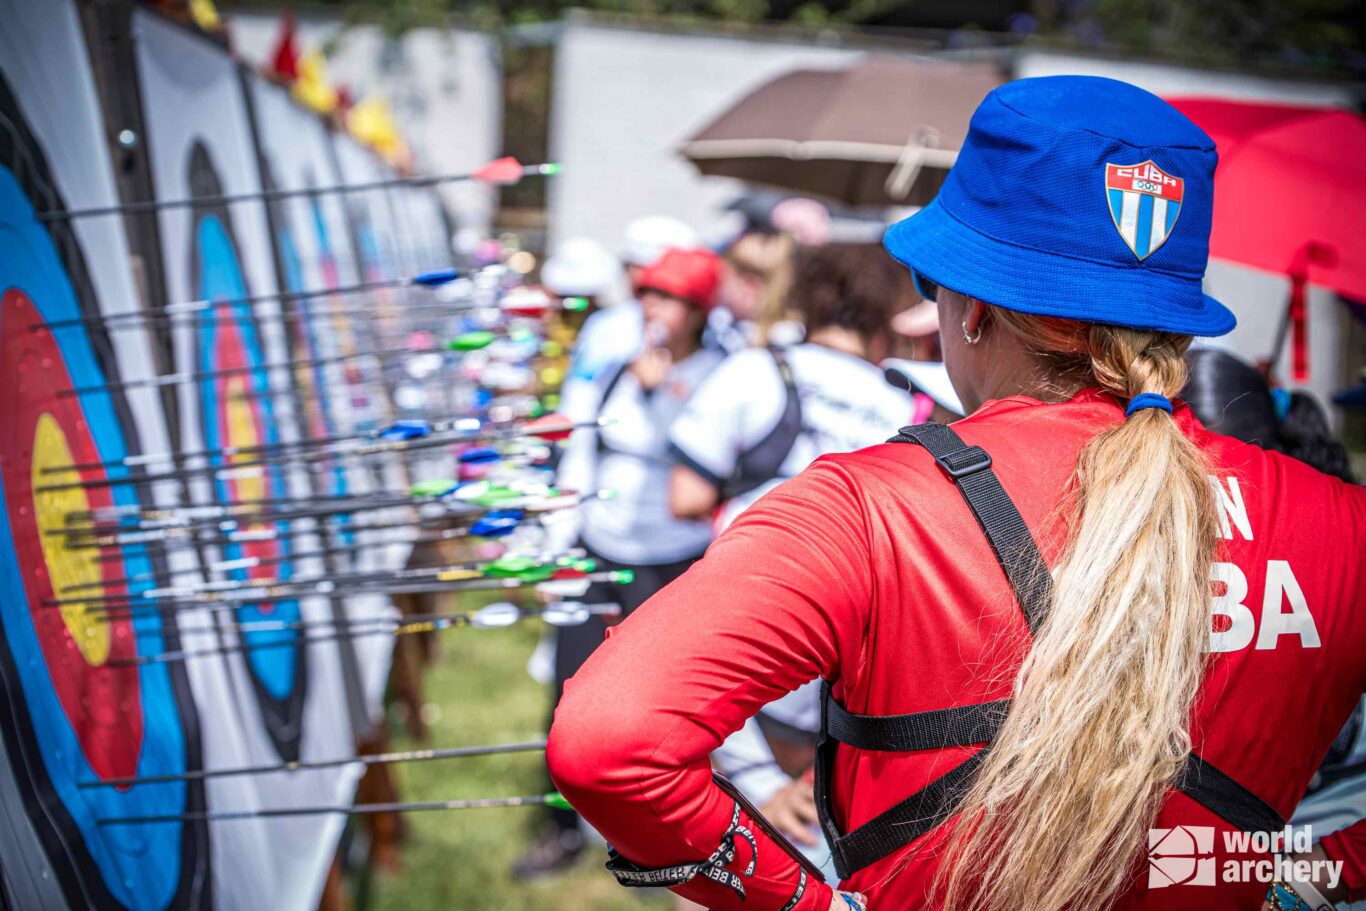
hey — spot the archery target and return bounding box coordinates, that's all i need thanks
[188,142,307,759]
[246,86,401,740]
[0,68,208,910]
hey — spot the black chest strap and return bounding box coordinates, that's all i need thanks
[723,346,803,501]
[814,423,1284,880]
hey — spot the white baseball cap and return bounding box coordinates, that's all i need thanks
[621,215,700,268]
[882,359,964,416]
[541,237,625,300]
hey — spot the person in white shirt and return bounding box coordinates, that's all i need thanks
[668,243,915,529]
[666,243,918,885]
[517,246,723,877]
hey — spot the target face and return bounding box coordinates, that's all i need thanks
[188,144,306,760]
[0,73,207,911]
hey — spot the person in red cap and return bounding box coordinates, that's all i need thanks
[516,246,726,878]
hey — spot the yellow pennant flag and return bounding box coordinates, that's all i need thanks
[189,0,221,30]
[292,49,338,115]
[349,96,411,168]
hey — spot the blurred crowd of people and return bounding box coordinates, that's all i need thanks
[514,195,1363,899]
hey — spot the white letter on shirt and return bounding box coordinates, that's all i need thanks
[1209,476,1254,541]
[1208,562,1255,653]
[1256,560,1320,650]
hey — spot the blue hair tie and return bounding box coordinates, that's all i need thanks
[1125,392,1173,418]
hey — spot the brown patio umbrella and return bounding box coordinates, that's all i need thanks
[681,56,1003,208]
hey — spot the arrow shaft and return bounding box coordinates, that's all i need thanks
[56,495,430,539]
[42,165,556,222]
[58,545,494,609]
[150,600,616,641]
[67,296,491,333]
[89,571,614,621]
[60,346,408,398]
[39,424,544,494]
[97,793,560,826]
[65,490,410,521]
[33,275,414,331]
[61,528,422,593]
[46,417,590,481]
[78,740,547,790]
[112,602,618,666]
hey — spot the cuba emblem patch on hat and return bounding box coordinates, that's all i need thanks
[1105,161,1184,260]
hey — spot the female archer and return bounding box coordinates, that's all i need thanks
[547,76,1365,911]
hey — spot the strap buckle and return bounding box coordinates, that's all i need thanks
[936,445,992,480]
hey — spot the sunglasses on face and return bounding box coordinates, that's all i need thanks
[912,270,940,304]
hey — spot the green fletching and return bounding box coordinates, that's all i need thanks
[448,330,496,351]
[410,479,458,497]
[541,163,562,176]
[485,555,535,577]
[521,566,556,582]
[466,484,522,507]
[544,792,573,811]
[562,296,589,312]
[609,570,635,584]
[484,556,555,582]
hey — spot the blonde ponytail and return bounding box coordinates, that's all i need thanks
[938,308,1218,911]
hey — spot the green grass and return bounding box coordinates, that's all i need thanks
[365,609,671,911]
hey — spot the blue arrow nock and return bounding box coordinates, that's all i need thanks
[380,419,432,441]
[458,446,501,465]
[411,268,459,287]
[469,509,524,538]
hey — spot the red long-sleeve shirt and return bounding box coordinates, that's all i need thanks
[547,390,1366,910]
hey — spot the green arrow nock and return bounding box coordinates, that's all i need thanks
[448,330,496,351]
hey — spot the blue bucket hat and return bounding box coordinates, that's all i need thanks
[884,75,1235,336]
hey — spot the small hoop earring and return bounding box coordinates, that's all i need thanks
[962,320,982,345]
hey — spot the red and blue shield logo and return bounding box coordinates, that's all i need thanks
[1105,161,1184,260]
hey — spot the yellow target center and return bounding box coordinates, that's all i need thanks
[32,413,111,665]
[224,376,265,504]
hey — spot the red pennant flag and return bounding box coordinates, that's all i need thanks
[269,10,299,82]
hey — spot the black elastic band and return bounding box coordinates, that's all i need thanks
[605,801,757,899]
[779,869,808,911]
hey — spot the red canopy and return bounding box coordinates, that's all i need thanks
[1170,98,1366,379]
[1169,97,1366,301]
